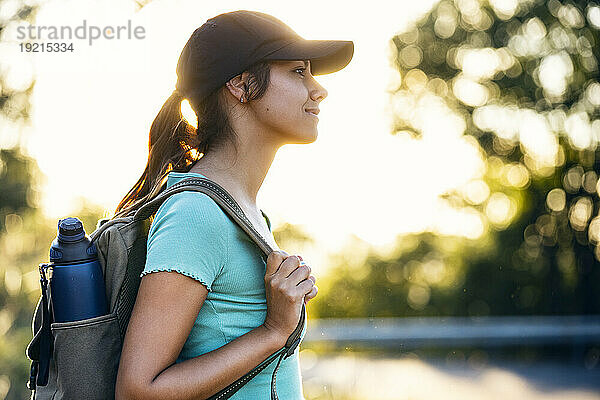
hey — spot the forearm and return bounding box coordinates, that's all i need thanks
[142,324,284,400]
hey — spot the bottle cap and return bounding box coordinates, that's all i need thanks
[57,217,85,242]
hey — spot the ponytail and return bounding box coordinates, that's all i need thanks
[113,91,199,219]
[113,60,272,220]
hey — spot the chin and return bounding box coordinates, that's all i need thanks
[299,131,318,144]
[284,129,318,144]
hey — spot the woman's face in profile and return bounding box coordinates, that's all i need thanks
[251,60,328,145]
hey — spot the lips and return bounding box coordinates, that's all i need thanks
[305,108,320,116]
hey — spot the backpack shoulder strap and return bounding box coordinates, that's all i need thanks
[133,176,306,400]
[134,177,273,255]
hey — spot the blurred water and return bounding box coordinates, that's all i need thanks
[300,353,600,400]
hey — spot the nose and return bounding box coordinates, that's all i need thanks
[310,78,328,103]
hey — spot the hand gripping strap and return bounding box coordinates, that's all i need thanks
[135,177,307,400]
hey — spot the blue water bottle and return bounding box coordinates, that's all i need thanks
[47,217,108,323]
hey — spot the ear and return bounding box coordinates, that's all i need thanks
[225,72,251,102]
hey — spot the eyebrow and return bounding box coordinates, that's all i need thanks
[292,60,309,68]
[282,60,310,69]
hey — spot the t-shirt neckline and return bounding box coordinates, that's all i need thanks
[167,171,208,188]
[166,171,271,231]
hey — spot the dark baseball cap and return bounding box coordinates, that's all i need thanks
[175,10,354,107]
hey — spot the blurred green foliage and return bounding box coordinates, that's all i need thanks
[1,0,43,398]
[316,0,600,319]
[0,147,104,399]
[0,148,49,400]
[3,0,600,398]
[0,1,106,397]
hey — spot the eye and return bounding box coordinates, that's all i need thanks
[294,67,306,77]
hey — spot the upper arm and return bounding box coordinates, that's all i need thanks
[115,192,228,399]
[142,193,229,290]
[116,272,208,398]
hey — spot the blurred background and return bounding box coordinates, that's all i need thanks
[1,0,600,399]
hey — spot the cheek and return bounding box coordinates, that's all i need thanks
[265,77,309,107]
[260,89,305,119]
[252,74,311,128]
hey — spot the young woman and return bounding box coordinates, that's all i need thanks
[113,10,353,400]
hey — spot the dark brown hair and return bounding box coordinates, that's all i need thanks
[113,61,272,219]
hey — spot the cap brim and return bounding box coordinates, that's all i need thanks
[264,39,354,75]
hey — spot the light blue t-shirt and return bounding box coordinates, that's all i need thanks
[142,171,304,399]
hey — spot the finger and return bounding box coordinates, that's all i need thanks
[265,250,288,277]
[289,264,311,284]
[304,285,318,302]
[276,255,302,279]
[296,278,315,297]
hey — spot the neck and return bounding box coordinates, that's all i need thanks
[188,134,279,210]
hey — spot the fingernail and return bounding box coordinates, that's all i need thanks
[297,255,303,261]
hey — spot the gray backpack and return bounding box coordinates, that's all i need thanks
[26,176,306,400]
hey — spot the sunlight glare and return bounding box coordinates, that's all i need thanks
[485,192,517,228]
[538,52,573,99]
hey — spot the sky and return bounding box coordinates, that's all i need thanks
[3,0,488,271]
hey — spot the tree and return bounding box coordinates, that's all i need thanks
[0,0,44,397]
[0,1,143,397]
[390,0,600,315]
[317,0,600,318]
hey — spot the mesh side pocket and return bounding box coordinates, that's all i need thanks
[50,312,121,400]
